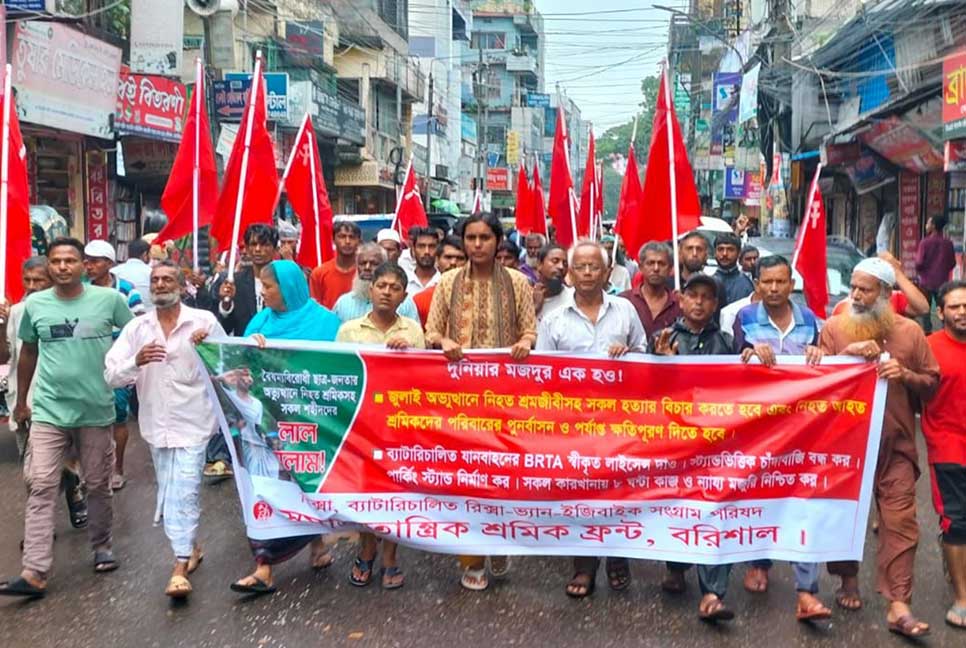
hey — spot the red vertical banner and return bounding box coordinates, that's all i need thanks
[897,172,921,277]
[86,150,110,241]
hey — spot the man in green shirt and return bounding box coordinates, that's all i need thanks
[0,238,133,598]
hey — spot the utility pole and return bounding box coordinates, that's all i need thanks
[473,46,488,195]
[425,71,434,210]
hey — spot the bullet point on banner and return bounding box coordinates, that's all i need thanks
[374,393,384,403]
[373,449,383,460]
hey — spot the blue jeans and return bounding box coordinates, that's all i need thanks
[749,559,819,593]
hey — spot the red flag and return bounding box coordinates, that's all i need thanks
[392,157,428,238]
[548,105,577,247]
[157,59,218,247]
[530,158,547,236]
[630,68,702,261]
[577,128,597,238]
[471,188,483,215]
[514,160,532,234]
[595,161,604,236]
[283,114,334,269]
[211,54,279,256]
[614,145,643,248]
[0,65,32,304]
[793,165,829,317]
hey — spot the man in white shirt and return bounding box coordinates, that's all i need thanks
[405,227,441,295]
[104,260,225,599]
[110,238,153,310]
[534,244,573,320]
[537,241,645,598]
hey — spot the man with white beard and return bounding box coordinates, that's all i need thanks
[332,243,419,323]
[104,261,225,598]
[819,257,939,639]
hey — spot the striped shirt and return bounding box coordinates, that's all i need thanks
[114,276,146,316]
[733,301,819,355]
[332,291,420,324]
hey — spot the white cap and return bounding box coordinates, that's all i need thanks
[377,228,401,244]
[84,239,116,262]
[852,257,896,287]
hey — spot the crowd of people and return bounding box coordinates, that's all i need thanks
[0,213,963,639]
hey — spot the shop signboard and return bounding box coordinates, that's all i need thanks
[723,167,746,200]
[129,0,183,76]
[898,173,921,277]
[943,49,966,140]
[945,139,966,172]
[743,171,763,206]
[225,72,290,121]
[212,78,250,121]
[525,93,550,108]
[283,20,324,67]
[4,1,47,10]
[711,73,740,159]
[121,139,177,178]
[116,67,186,142]
[86,151,110,241]
[10,21,122,138]
[859,116,943,173]
[339,99,366,146]
[486,167,510,191]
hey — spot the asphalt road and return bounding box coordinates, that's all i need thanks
[0,422,963,648]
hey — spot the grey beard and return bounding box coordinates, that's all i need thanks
[152,291,181,308]
[526,255,539,268]
[851,294,889,317]
[352,277,372,299]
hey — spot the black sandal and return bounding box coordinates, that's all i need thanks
[606,557,631,591]
[229,576,277,595]
[349,557,374,587]
[565,571,596,598]
[0,577,46,598]
[94,549,119,573]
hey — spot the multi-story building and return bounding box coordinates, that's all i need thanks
[329,0,426,214]
[409,1,472,210]
[462,0,546,217]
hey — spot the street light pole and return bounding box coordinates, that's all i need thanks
[425,71,434,210]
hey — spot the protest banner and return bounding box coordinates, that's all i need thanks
[197,340,886,565]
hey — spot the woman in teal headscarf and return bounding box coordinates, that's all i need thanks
[244,260,341,342]
[230,260,339,596]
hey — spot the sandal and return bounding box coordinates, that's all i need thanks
[460,567,488,591]
[743,566,769,593]
[0,577,46,598]
[487,555,511,578]
[565,571,596,599]
[887,613,930,638]
[605,557,631,591]
[94,549,119,573]
[203,461,233,480]
[796,594,832,622]
[945,604,966,629]
[110,473,127,491]
[310,548,334,571]
[187,547,204,574]
[660,569,687,594]
[165,575,192,599]
[698,595,735,622]
[834,586,862,611]
[349,557,374,587]
[381,566,405,590]
[230,575,276,595]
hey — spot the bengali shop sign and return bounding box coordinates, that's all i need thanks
[198,341,886,564]
[86,151,110,241]
[898,173,921,277]
[943,49,966,140]
[115,67,186,142]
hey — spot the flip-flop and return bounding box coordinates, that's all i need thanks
[699,598,735,622]
[349,557,374,587]
[94,550,119,573]
[310,550,334,571]
[460,567,488,591]
[834,587,862,610]
[888,613,930,638]
[230,576,276,595]
[0,577,46,598]
[487,555,512,578]
[796,600,832,622]
[565,572,596,599]
[187,547,204,574]
[381,566,405,590]
[945,604,966,629]
[606,558,631,591]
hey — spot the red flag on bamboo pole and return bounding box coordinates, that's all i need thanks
[594,161,604,238]
[391,156,428,239]
[211,52,279,278]
[793,164,829,317]
[548,104,578,247]
[631,66,701,265]
[577,128,597,239]
[514,160,532,234]
[0,64,32,304]
[157,58,218,272]
[614,143,643,250]
[530,157,547,236]
[471,187,483,215]
[282,113,334,269]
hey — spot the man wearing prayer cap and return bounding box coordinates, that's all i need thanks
[817,256,940,638]
[376,228,402,264]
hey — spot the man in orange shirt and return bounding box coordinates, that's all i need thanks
[309,221,361,309]
[413,235,465,327]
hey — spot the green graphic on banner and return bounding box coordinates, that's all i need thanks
[197,342,365,492]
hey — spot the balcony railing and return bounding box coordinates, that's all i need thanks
[372,51,427,102]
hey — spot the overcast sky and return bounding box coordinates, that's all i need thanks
[533,0,686,135]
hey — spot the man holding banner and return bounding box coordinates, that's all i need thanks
[819,257,939,639]
[536,240,645,598]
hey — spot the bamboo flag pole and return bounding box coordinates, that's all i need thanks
[227,51,264,282]
[664,62,682,292]
[192,57,203,273]
[0,64,12,307]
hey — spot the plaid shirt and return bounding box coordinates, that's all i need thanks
[733,301,819,355]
